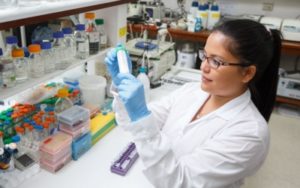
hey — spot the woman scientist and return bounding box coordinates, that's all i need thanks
[105,19,281,188]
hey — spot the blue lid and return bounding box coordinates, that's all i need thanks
[6,36,18,44]
[139,66,147,73]
[204,3,209,10]
[41,42,52,50]
[211,4,219,11]
[198,4,207,11]
[192,1,199,7]
[76,24,85,31]
[12,135,21,143]
[53,31,64,38]
[0,48,3,56]
[62,27,73,34]
[33,125,43,130]
[22,47,30,58]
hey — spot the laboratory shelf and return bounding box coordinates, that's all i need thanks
[0,0,134,30]
[0,48,110,102]
[128,24,300,55]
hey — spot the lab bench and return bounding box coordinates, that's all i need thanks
[127,23,300,107]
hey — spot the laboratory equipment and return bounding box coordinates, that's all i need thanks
[5,36,19,58]
[190,0,199,18]
[28,44,44,78]
[137,67,151,103]
[197,3,208,29]
[277,72,300,100]
[281,19,300,42]
[52,31,70,70]
[39,132,72,173]
[260,16,282,30]
[54,88,73,114]
[128,2,143,17]
[12,48,28,83]
[176,43,197,69]
[95,19,108,49]
[78,75,107,106]
[74,24,89,59]
[41,41,55,73]
[116,46,130,73]
[71,132,91,160]
[126,38,176,83]
[90,112,115,145]
[111,142,139,176]
[143,1,165,20]
[62,27,76,58]
[207,2,221,30]
[0,48,3,87]
[85,12,100,55]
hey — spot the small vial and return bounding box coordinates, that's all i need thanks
[74,24,89,59]
[12,48,28,83]
[28,44,44,78]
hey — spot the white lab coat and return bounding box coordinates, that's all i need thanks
[113,82,269,188]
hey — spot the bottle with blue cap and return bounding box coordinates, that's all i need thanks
[190,0,199,18]
[207,1,221,30]
[52,31,70,70]
[197,1,209,29]
[74,24,89,59]
[137,66,150,103]
[62,27,76,59]
[5,36,19,59]
[41,42,55,73]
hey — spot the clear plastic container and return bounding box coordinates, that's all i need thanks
[74,24,89,59]
[54,88,73,114]
[62,27,76,59]
[12,48,28,83]
[41,42,55,73]
[85,12,100,55]
[52,31,70,70]
[95,19,108,50]
[57,105,90,127]
[28,44,44,78]
[5,36,19,58]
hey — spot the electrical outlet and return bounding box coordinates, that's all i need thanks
[262,2,274,11]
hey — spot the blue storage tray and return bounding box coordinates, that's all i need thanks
[71,132,92,160]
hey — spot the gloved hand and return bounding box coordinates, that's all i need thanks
[116,73,151,122]
[104,44,132,86]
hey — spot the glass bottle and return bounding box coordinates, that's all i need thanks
[95,18,108,50]
[41,42,55,73]
[74,24,89,59]
[54,88,73,114]
[62,27,76,59]
[1,58,16,88]
[12,48,28,83]
[0,48,3,87]
[85,12,100,55]
[52,31,70,70]
[5,36,19,59]
[28,44,44,78]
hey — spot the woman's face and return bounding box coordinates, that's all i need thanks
[200,31,254,97]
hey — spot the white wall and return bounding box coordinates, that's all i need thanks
[162,0,300,19]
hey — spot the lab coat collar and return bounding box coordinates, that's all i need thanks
[213,89,251,121]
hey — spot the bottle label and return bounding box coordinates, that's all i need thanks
[89,32,100,43]
[78,42,89,52]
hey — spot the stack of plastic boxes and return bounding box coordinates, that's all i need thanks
[57,105,92,160]
[39,132,72,173]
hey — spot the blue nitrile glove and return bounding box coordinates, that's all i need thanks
[104,44,132,86]
[116,73,151,122]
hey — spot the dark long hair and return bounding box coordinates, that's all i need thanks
[214,19,282,122]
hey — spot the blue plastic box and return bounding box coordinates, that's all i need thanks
[71,132,92,160]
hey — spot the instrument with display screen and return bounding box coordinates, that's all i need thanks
[277,73,300,100]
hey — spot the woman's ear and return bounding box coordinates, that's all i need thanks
[242,65,256,83]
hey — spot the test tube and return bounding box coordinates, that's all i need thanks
[33,125,44,142]
[15,126,25,147]
[0,131,4,148]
